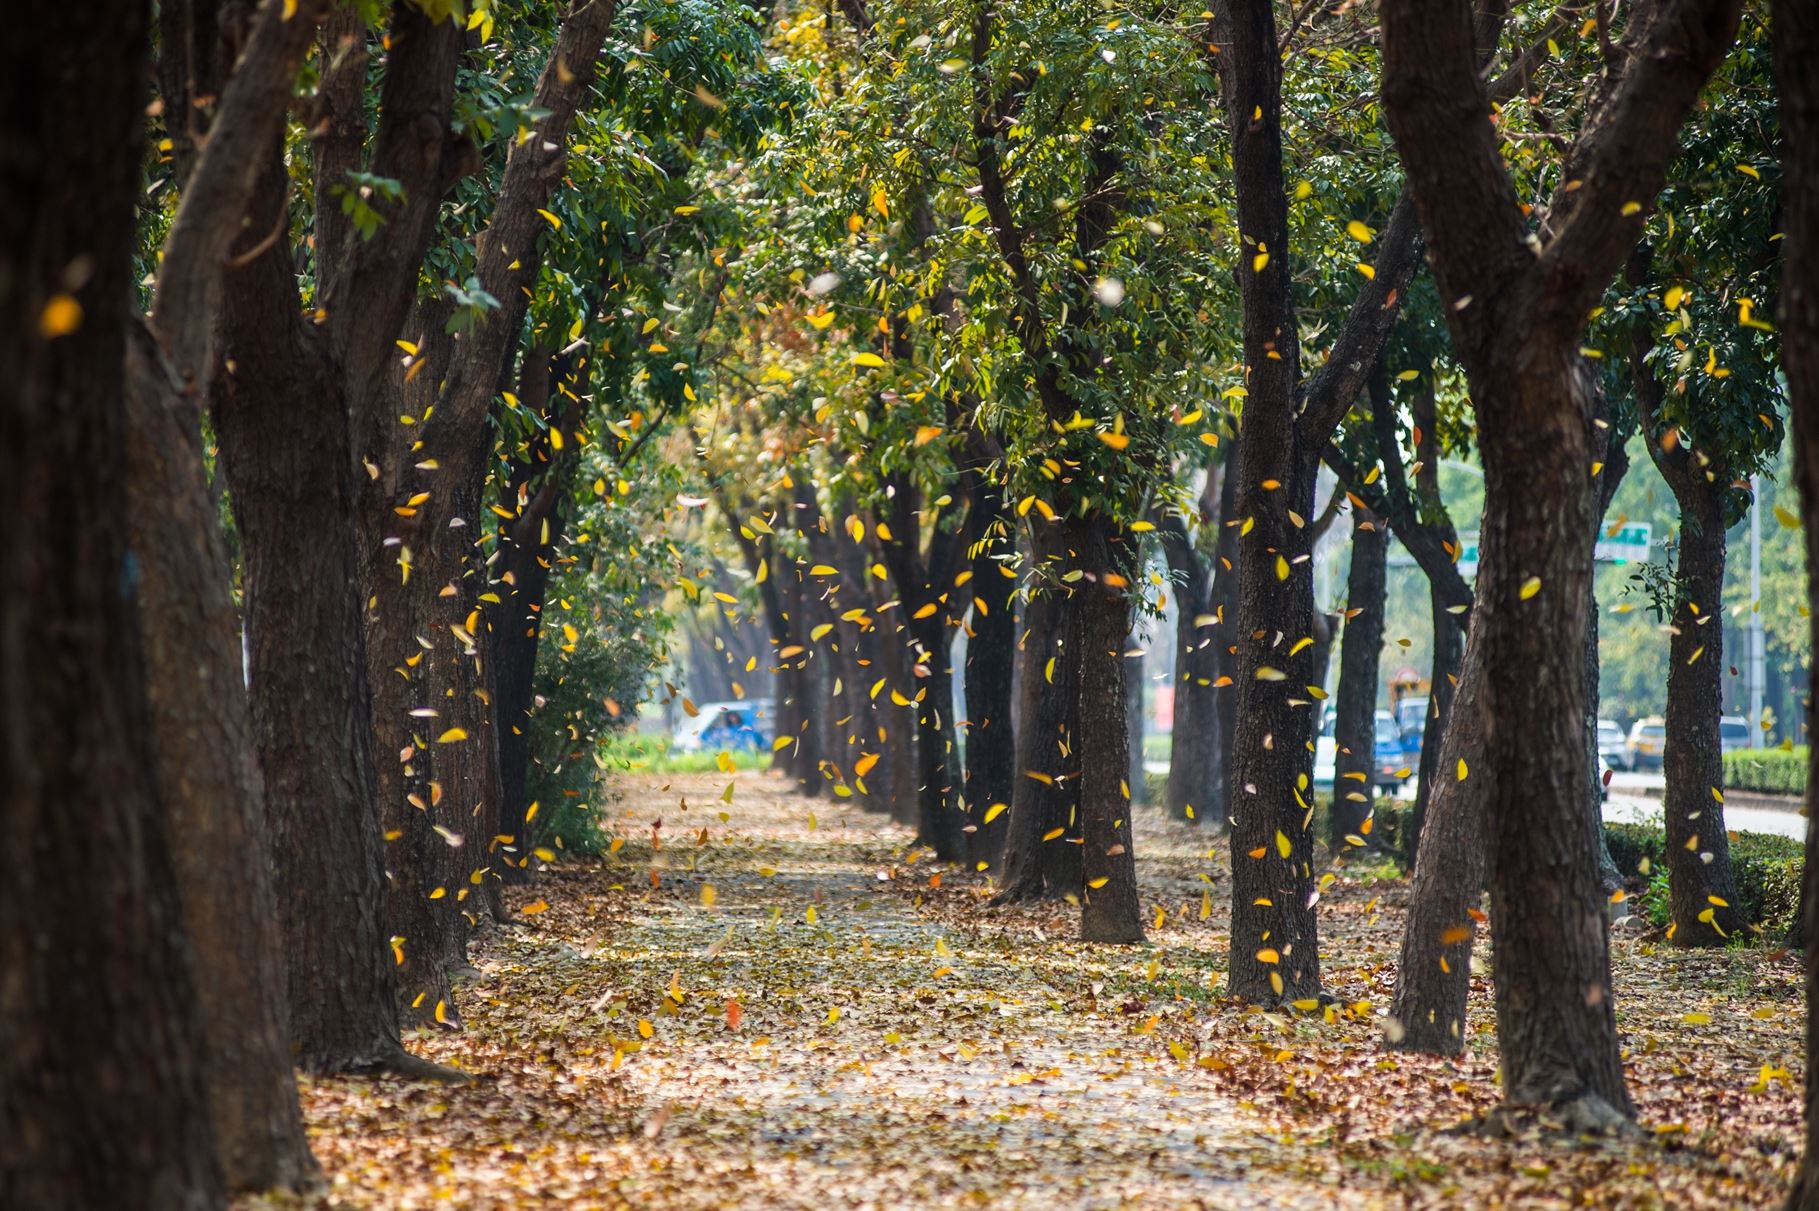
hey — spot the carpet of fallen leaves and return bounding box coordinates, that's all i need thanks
[271,771,1806,1209]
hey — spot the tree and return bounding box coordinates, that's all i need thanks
[0,3,223,1203]
[1331,504,1387,844]
[1381,0,1740,1125]
[1211,0,1427,1003]
[1774,0,1819,1199]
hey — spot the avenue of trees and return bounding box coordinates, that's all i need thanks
[4,0,1819,1203]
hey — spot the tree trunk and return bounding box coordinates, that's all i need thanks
[995,526,1083,901]
[1332,510,1387,845]
[214,150,433,1076]
[1,9,224,1199]
[909,610,964,859]
[1387,635,1487,1054]
[1227,445,1325,1003]
[1773,0,1818,1199]
[1662,486,1745,942]
[1473,355,1632,1120]
[1070,518,1144,943]
[1160,518,1217,824]
[124,325,318,1193]
[963,480,1018,866]
[1210,464,1242,824]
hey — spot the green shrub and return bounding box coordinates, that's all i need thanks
[1606,820,1803,936]
[1722,746,1809,796]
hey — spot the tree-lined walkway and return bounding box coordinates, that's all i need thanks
[292,773,1801,1209]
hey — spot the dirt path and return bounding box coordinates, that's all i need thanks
[289,772,1803,1210]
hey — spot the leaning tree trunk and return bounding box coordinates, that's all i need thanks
[1332,509,1387,845]
[124,325,318,1192]
[1,9,223,1200]
[1387,636,1487,1054]
[1662,489,1744,942]
[1775,0,1818,1200]
[214,149,436,1078]
[1071,516,1145,943]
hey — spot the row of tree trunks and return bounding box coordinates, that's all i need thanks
[1,8,225,1201]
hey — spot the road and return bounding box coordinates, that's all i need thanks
[1601,770,1805,840]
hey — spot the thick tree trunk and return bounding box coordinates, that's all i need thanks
[995,526,1083,901]
[964,482,1018,866]
[1071,517,1145,943]
[0,10,224,1200]
[1332,510,1387,845]
[1473,357,1632,1120]
[1662,490,1745,942]
[1210,466,1242,823]
[124,325,318,1193]
[1775,0,1819,1198]
[214,153,432,1076]
[1387,636,1487,1054]
[493,502,560,872]
[909,612,964,859]
[1227,446,1325,1003]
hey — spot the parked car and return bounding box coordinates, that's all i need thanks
[1373,710,1409,792]
[1597,719,1627,771]
[672,698,775,753]
[1719,715,1752,754]
[1395,695,1429,769]
[1625,717,1667,772]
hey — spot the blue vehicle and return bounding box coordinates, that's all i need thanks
[1373,710,1409,792]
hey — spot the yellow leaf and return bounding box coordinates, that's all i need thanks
[1256,666,1286,681]
[1275,830,1292,859]
[436,727,469,743]
[700,885,717,907]
[39,294,82,338]
[537,208,562,229]
[1456,758,1469,781]
[1665,285,1687,311]
[1775,504,1801,530]
[1256,948,1281,964]
[522,899,550,915]
[1098,430,1130,451]
[1346,219,1374,243]
[913,603,938,619]
[983,802,1009,824]
[1087,876,1110,889]
[851,351,886,368]
[1519,576,1542,600]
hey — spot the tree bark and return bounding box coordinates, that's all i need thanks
[1383,0,1736,1124]
[1160,514,1219,824]
[1125,630,1147,807]
[124,325,319,1193]
[963,477,1018,866]
[1773,0,1819,1199]
[1388,635,1487,1054]
[1074,518,1145,943]
[214,149,442,1078]
[1332,510,1387,844]
[1,9,225,1202]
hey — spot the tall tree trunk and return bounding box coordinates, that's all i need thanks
[909,611,964,859]
[1160,517,1217,823]
[1333,510,1387,844]
[124,325,318,1193]
[995,528,1082,901]
[1070,518,1144,943]
[215,151,439,1078]
[1,9,223,1200]
[1210,464,1242,823]
[1773,0,1819,1199]
[963,479,1018,866]
[1660,492,1744,939]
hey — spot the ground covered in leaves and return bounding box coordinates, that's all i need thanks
[280,772,1805,1209]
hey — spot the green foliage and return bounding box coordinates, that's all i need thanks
[1606,821,1803,936]
[1723,746,1809,795]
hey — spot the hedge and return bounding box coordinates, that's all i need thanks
[1723,746,1809,797]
